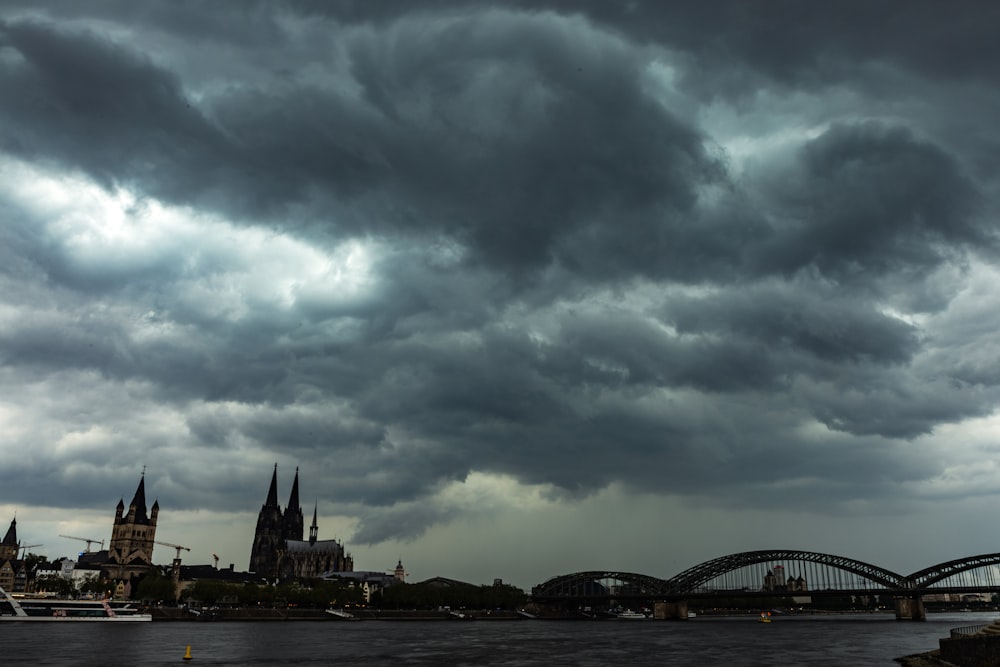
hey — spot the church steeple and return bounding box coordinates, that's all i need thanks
[282,467,304,541]
[0,517,18,562]
[128,473,149,523]
[264,463,279,508]
[2,517,17,546]
[287,468,301,511]
[106,473,157,579]
[309,502,318,544]
[250,465,286,577]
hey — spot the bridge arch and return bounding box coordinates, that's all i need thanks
[532,571,671,599]
[665,549,906,593]
[906,553,1000,589]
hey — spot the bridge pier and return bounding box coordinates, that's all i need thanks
[653,601,689,620]
[893,596,926,621]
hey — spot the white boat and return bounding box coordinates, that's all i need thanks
[0,586,152,622]
[615,609,648,619]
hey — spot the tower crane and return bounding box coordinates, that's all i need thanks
[59,535,105,552]
[18,544,43,558]
[155,541,191,583]
[154,540,191,560]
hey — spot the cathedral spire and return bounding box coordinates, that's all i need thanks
[287,467,301,511]
[282,467,304,541]
[129,473,149,523]
[309,502,318,544]
[264,463,279,508]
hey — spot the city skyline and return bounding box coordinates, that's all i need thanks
[1,1,999,590]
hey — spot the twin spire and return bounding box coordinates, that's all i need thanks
[265,464,301,510]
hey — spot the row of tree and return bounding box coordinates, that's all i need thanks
[379,581,527,610]
[129,570,528,610]
[31,565,529,611]
[33,575,108,598]
[179,577,366,608]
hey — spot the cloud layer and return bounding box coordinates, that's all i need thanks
[1,1,998,584]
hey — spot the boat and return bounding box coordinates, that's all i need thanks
[0,586,152,622]
[615,609,648,619]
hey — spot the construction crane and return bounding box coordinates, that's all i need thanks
[18,544,43,558]
[155,541,191,583]
[59,535,105,552]
[154,540,191,560]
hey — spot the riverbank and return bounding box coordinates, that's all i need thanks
[895,651,946,666]
[150,607,524,621]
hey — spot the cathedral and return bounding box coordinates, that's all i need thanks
[249,466,353,580]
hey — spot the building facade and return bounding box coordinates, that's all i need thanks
[249,466,353,580]
[0,517,19,591]
[105,474,159,580]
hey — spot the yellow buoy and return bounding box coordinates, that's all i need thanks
[183,645,193,661]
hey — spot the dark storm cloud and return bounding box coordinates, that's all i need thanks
[667,283,919,366]
[0,20,227,198]
[289,1,1000,89]
[751,123,985,285]
[1,1,999,551]
[0,12,722,279]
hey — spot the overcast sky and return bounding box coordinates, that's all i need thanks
[2,1,999,589]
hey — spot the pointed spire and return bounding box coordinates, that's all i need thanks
[287,467,301,511]
[2,517,17,547]
[129,473,149,522]
[264,463,279,508]
[309,501,318,544]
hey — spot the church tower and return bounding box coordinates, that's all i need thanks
[0,517,18,563]
[249,464,284,577]
[107,473,158,579]
[309,503,318,545]
[283,467,304,541]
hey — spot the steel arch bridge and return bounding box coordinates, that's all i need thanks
[905,553,1000,589]
[666,549,904,593]
[531,549,1000,601]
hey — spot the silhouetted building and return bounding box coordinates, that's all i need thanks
[105,474,158,580]
[762,565,807,592]
[0,517,19,591]
[249,466,353,580]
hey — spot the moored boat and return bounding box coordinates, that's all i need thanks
[0,585,152,622]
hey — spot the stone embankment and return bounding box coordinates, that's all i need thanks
[150,607,523,621]
[897,619,1000,667]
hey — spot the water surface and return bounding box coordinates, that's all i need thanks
[2,612,990,666]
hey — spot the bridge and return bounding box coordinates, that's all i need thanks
[530,550,1000,621]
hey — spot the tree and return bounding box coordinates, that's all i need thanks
[79,577,113,598]
[22,553,47,573]
[35,575,75,597]
[135,569,178,603]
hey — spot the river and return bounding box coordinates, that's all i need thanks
[2,612,992,666]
